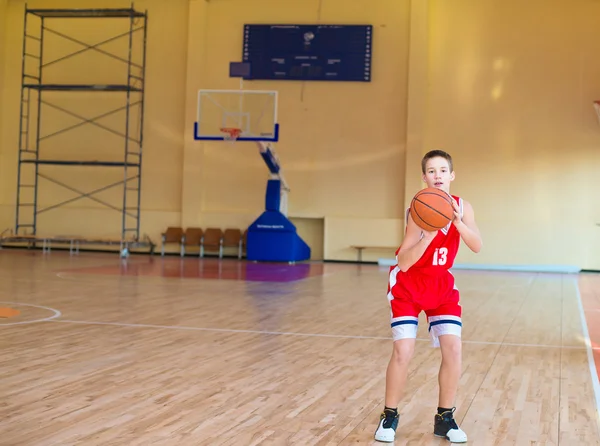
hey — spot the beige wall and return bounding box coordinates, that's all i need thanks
[423,0,600,270]
[0,0,8,209]
[0,0,599,270]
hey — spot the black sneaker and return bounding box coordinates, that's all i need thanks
[374,409,399,442]
[434,407,467,443]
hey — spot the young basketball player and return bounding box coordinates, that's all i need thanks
[374,150,482,443]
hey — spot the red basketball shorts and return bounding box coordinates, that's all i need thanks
[387,265,462,347]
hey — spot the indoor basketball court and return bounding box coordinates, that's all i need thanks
[1,1,600,445]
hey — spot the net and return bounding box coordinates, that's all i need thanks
[220,127,243,144]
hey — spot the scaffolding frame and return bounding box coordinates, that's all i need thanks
[15,5,150,251]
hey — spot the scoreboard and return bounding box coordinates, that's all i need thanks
[241,24,373,82]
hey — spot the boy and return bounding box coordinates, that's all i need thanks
[374,150,482,443]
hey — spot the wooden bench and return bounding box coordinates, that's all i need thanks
[0,234,155,255]
[350,245,397,262]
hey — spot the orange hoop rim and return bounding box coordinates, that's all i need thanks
[220,127,243,139]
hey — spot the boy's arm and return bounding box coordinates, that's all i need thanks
[452,198,482,253]
[397,213,437,272]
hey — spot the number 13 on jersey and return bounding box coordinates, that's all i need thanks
[433,247,448,266]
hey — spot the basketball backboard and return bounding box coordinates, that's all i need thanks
[193,89,279,142]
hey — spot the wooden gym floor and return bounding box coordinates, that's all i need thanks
[0,250,599,445]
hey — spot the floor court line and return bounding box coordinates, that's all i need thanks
[575,282,600,433]
[47,318,586,350]
[55,270,338,283]
[0,301,62,326]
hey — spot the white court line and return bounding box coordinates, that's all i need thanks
[575,281,600,435]
[56,271,140,284]
[50,319,394,340]
[47,319,586,350]
[0,301,62,326]
[55,270,337,283]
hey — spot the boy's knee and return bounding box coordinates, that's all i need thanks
[391,339,415,364]
[440,335,462,361]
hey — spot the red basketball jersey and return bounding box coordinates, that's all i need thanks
[396,195,463,273]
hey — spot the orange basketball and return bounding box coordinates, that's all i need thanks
[410,188,454,231]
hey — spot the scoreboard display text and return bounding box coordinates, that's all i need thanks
[242,24,373,82]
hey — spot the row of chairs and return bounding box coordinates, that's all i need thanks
[161,227,247,258]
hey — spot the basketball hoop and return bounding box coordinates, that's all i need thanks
[594,101,600,124]
[220,127,242,143]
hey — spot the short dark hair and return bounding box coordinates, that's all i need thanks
[421,150,453,174]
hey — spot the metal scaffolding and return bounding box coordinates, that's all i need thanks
[15,5,150,251]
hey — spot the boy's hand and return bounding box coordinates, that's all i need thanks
[451,197,462,225]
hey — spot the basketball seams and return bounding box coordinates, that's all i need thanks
[410,200,438,232]
[414,197,453,221]
[415,191,453,204]
[409,188,455,231]
[412,203,446,230]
